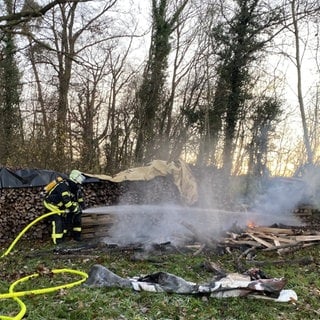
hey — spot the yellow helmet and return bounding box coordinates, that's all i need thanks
[69,170,85,184]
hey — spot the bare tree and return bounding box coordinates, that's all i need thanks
[290,0,313,165]
[71,56,109,172]
[22,0,118,171]
[103,41,138,173]
[0,0,93,27]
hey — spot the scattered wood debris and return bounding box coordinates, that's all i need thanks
[218,225,320,256]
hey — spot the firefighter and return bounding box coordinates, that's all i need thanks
[43,169,85,244]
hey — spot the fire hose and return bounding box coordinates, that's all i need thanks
[0,210,88,320]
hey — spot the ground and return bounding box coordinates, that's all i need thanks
[1,233,320,320]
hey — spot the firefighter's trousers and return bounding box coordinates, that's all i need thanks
[44,202,82,244]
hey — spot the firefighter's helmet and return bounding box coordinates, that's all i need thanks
[69,170,85,184]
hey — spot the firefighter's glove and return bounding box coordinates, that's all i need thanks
[71,203,81,215]
[60,209,69,217]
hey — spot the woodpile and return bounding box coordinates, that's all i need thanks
[0,176,181,244]
[81,176,181,240]
[0,187,47,243]
[191,166,233,210]
[81,213,115,240]
[293,204,320,216]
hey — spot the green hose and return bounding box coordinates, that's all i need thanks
[0,210,89,320]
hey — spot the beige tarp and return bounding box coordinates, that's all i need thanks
[85,159,198,205]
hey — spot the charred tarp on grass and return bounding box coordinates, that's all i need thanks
[85,264,298,303]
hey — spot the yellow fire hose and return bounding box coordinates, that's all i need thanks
[0,210,89,320]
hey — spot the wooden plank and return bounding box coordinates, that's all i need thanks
[273,238,281,247]
[293,235,320,242]
[253,232,297,244]
[263,241,302,252]
[248,227,295,235]
[246,233,273,248]
[224,239,263,247]
[82,227,95,234]
[82,215,114,226]
[93,229,112,237]
[82,213,99,220]
[82,233,95,239]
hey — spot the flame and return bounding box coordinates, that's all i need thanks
[247,220,256,229]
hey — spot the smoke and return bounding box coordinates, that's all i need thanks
[251,166,320,223]
[84,203,301,247]
[251,178,304,218]
[84,205,248,246]
[83,166,320,247]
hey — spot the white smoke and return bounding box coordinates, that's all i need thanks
[250,168,320,223]
[84,203,301,247]
[82,166,320,247]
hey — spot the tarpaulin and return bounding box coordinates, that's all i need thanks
[84,159,198,205]
[0,160,199,205]
[0,168,67,188]
[85,264,298,303]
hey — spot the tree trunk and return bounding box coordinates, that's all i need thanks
[291,0,313,165]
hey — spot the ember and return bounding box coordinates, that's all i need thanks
[247,220,257,229]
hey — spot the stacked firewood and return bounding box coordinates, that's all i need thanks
[82,176,181,240]
[0,187,46,243]
[85,176,181,207]
[0,177,181,244]
[81,213,115,240]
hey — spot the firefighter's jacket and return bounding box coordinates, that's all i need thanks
[44,179,84,213]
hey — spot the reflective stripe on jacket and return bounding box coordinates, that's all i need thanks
[44,179,84,212]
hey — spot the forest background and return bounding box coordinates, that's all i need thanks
[0,0,319,182]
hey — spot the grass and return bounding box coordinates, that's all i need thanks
[1,239,320,320]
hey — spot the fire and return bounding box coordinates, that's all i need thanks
[247,220,256,229]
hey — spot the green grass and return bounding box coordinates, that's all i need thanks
[1,240,320,320]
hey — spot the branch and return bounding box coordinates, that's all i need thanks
[0,0,92,24]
